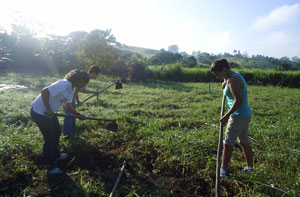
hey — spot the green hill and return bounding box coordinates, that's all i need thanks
[117,44,160,57]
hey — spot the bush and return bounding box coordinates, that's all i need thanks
[147,66,300,87]
[128,60,147,81]
[146,64,217,82]
[111,61,129,78]
[149,51,182,65]
[181,56,197,68]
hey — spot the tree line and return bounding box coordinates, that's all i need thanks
[1,25,300,81]
[0,25,147,80]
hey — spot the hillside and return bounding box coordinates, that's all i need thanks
[115,44,300,70]
[1,27,299,76]
[117,44,160,58]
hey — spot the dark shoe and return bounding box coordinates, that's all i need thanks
[220,166,227,178]
[56,153,69,162]
[48,167,63,175]
[242,166,254,173]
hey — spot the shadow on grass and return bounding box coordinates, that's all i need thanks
[0,172,33,196]
[61,135,124,194]
[132,80,211,93]
[47,173,84,197]
[62,133,168,196]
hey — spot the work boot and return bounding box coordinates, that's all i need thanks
[56,153,69,162]
[242,166,254,173]
[48,167,63,175]
[220,166,227,178]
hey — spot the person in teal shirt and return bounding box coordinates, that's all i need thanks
[211,59,254,178]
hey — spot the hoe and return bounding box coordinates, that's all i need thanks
[215,94,226,196]
[78,80,123,106]
[55,113,118,132]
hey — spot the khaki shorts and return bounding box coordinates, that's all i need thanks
[224,116,251,146]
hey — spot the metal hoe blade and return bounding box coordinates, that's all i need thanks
[105,121,118,132]
[115,80,122,89]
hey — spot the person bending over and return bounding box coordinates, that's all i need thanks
[31,69,89,174]
[63,65,100,137]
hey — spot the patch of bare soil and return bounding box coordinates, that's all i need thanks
[0,84,29,91]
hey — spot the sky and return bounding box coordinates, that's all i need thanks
[0,0,300,59]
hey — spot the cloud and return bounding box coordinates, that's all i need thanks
[206,31,235,53]
[255,31,300,58]
[262,31,291,46]
[251,3,300,30]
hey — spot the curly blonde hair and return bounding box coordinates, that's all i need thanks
[64,69,90,83]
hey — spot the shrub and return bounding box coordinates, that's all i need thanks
[128,60,147,81]
[147,66,300,87]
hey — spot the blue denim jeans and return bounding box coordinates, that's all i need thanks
[63,98,76,136]
[30,108,61,170]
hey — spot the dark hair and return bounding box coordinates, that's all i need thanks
[211,59,230,72]
[88,65,100,74]
[64,69,90,83]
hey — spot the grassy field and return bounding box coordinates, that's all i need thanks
[0,73,299,196]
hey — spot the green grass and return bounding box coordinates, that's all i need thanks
[147,65,300,88]
[0,73,299,196]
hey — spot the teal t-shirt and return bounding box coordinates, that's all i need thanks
[224,72,252,117]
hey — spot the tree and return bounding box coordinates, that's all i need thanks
[128,59,147,81]
[275,63,292,71]
[77,29,117,74]
[192,50,201,56]
[242,51,248,58]
[0,36,12,70]
[89,29,117,45]
[168,45,179,53]
[39,33,85,73]
[223,52,233,57]
[280,56,290,63]
[149,51,182,65]
[181,56,197,68]
[180,51,189,56]
[234,50,241,57]
[291,56,300,63]
[229,62,240,68]
[195,52,215,65]
[9,24,44,72]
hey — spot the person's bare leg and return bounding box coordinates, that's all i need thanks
[222,144,233,168]
[241,143,253,167]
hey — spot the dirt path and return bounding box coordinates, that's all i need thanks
[0,84,29,91]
